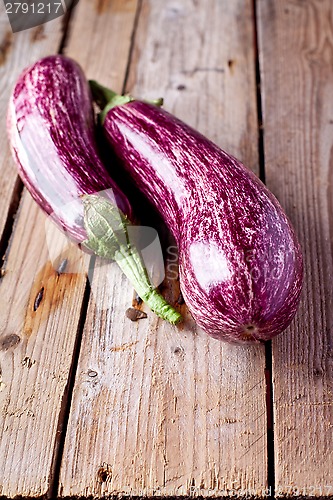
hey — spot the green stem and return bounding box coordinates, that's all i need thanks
[89,81,118,108]
[114,247,181,324]
[81,194,182,325]
[89,80,164,124]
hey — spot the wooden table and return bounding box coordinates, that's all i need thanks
[0,0,332,498]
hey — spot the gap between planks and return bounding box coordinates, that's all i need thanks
[0,176,24,279]
[58,0,79,55]
[121,0,143,95]
[252,0,275,497]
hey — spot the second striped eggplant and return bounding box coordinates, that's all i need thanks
[91,81,304,344]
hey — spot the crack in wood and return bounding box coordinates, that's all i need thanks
[252,0,275,497]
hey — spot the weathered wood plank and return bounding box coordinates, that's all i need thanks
[0,2,66,255]
[64,0,138,85]
[257,0,333,496]
[59,0,268,497]
[0,191,89,498]
[0,7,92,499]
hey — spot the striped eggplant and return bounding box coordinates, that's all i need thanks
[7,55,182,324]
[90,81,304,344]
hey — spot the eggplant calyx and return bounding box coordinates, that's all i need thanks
[81,194,182,325]
[89,80,163,124]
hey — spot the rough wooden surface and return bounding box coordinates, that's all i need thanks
[65,0,138,85]
[257,0,333,496]
[1,0,332,497]
[0,6,93,498]
[59,0,268,497]
[0,191,89,498]
[0,1,66,253]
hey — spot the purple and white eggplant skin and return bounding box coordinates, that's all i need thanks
[7,55,132,243]
[7,56,182,325]
[92,83,304,344]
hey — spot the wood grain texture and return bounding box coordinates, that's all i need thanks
[65,0,138,84]
[0,1,139,498]
[0,7,93,498]
[59,0,269,497]
[257,0,333,496]
[0,1,65,253]
[0,191,90,498]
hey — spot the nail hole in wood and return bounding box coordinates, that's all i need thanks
[34,287,44,311]
[97,463,112,483]
[173,346,184,355]
[228,59,236,73]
